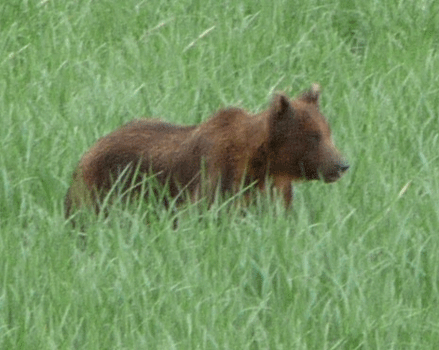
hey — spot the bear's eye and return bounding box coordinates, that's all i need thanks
[309,133,320,143]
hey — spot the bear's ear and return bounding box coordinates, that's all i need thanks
[270,93,294,121]
[269,94,295,147]
[299,83,320,105]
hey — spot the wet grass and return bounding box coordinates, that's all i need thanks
[1,0,439,348]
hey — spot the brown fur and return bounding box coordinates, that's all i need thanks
[65,85,348,217]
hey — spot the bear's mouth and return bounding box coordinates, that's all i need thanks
[300,162,349,182]
[323,173,342,183]
[322,164,349,183]
[301,168,341,182]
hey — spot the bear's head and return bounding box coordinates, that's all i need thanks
[268,84,349,183]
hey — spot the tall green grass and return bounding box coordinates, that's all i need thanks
[1,0,439,348]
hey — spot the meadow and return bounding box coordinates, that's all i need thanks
[1,0,439,348]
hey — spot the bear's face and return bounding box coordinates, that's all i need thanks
[268,86,349,182]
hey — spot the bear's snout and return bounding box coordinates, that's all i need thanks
[337,162,350,173]
[323,161,349,183]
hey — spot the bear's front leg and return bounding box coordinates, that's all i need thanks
[273,175,294,208]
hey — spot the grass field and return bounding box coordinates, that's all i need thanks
[1,0,439,348]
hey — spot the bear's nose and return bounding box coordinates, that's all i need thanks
[338,163,349,173]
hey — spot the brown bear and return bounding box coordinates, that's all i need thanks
[64,84,348,218]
